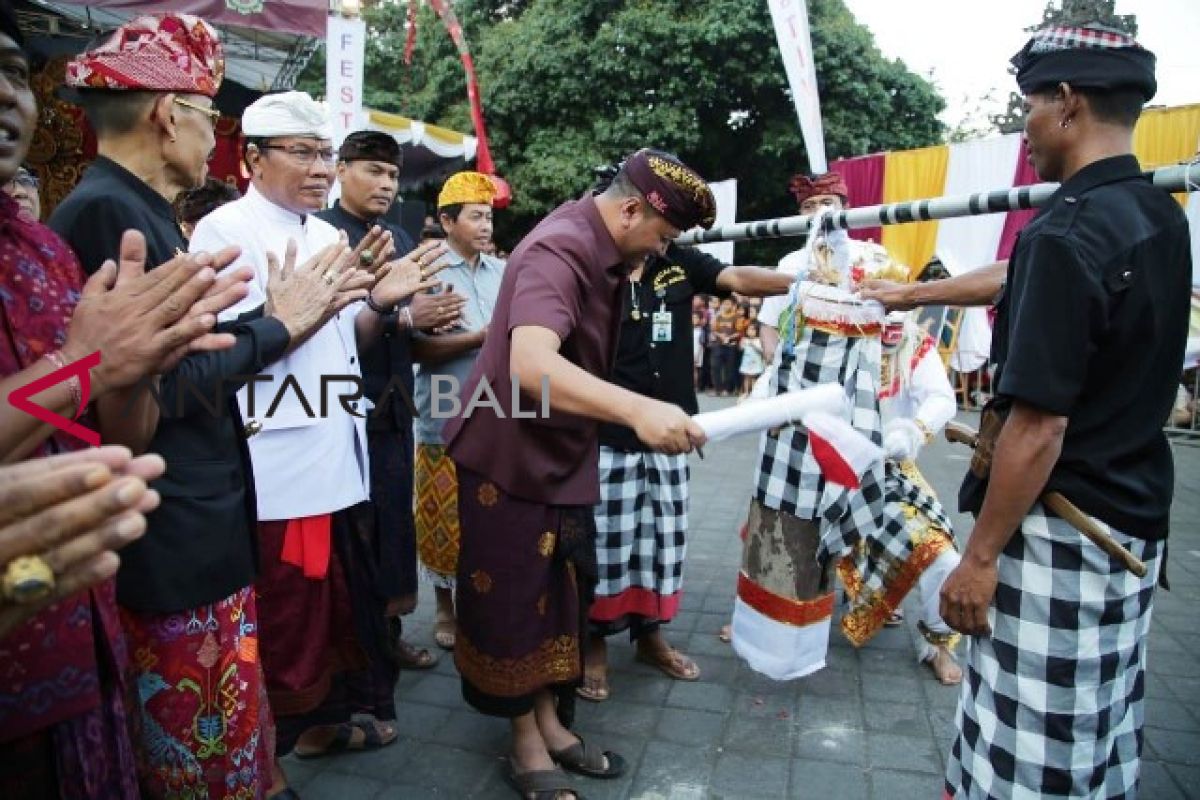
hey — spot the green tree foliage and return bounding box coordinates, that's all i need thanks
[991,0,1137,133]
[301,0,946,262]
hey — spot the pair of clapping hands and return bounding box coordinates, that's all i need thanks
[263,227,466,339]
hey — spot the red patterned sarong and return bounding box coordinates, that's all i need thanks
[120,586,271,799]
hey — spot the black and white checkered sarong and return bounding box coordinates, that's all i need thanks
[592,447,689,609]
[945,504,1162,799]
[754,328,887,566]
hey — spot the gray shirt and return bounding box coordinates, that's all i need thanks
[413,246,506,444]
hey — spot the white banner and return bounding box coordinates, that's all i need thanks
[694,178,737,264]
[326,14,366,150]
[768,0,826,174]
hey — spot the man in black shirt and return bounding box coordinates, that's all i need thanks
[580,163,791,701]
[868,25,1189,799]
[317,131,464,675]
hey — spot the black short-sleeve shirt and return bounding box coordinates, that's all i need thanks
[599,243,727,451]
[959,155,1191,540]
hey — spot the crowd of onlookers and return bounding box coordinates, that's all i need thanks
[691,295,766,397]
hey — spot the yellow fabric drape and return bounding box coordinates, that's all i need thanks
[1133,103,1200,206]
[881,145,949,278]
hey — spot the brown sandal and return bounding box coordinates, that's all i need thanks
[635,647,701,681]
[575,672,610,703]
[504,760,582,800]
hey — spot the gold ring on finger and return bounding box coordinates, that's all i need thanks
[359,251,375,267]
[2,555,55,604]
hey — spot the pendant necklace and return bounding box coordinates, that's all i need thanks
[629,276,642,321]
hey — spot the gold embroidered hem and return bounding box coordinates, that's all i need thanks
[839,523,956,647]
[455,632,580,698]
[415,444,461,577]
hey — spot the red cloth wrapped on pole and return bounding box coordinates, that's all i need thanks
[427,0,511,207]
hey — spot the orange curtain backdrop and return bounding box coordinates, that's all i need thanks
[1133,103,1200,206]
[880,144,950,278]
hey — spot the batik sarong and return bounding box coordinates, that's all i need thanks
[590,447,688,634]
[454,466,596,718]
[120,586,271,799]
[415,444,461,588]
[945,504,1162,799]
[838,459,959,648]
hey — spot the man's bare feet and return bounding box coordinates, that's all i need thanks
[718,624,731,643]
[923,644,963,685]
[577,635,609,702]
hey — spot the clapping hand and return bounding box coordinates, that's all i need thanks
[61,230,253,396]
[265,235,372,342]
[372,240,450,308]
[0,447,165,639]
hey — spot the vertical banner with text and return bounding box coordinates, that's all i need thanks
[767,0,827,174]
[326,13,366,152]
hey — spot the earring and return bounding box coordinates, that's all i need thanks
[1060,118,1071,129]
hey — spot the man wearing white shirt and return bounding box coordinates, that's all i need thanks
[191,91,445,774]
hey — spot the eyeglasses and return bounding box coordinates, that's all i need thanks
[173,97,221,125]
[258,144,338,167]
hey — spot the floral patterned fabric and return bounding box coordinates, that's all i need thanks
[121,586,271,799]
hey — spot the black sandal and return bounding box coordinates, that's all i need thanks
[548,737,627,780]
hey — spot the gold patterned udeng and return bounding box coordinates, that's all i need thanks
[647,155,709,204]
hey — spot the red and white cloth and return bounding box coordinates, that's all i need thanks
[65,14,224,96]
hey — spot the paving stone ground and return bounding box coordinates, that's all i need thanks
[283,401,1200,799]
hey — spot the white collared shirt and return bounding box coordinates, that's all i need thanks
[192,184,369,521]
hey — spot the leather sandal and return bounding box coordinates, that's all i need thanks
[548,738,627,780]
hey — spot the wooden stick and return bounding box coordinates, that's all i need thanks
[942,423,1148,577]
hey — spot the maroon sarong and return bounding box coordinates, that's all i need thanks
[256,504,398,754]
[454,466,596,717]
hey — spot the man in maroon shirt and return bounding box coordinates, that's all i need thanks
[443,149,715,797]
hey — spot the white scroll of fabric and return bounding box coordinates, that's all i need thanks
[693,386,881,488]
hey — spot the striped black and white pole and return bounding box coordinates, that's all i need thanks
[678,161,1200,245]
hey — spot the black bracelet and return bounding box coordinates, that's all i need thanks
[365,293,396,317]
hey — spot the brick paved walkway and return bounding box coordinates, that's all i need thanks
[282,401,1200,799]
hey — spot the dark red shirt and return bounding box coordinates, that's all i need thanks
[444,195,624,505]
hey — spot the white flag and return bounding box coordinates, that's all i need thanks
[767,0,827,173]
[326,14,366,151]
